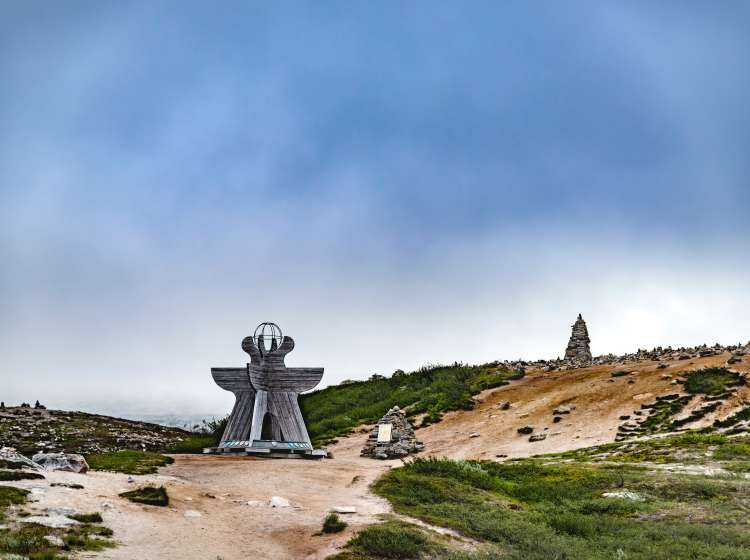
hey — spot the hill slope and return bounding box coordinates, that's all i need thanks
[0,407,190,455]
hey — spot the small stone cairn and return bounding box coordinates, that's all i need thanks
[565,314,592,364]
[361,406,423,459]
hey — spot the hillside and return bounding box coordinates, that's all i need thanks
[0,342,749,559]
[0,406,191,456]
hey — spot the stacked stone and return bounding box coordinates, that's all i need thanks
[361,406,423,460]
[565,314,592,363]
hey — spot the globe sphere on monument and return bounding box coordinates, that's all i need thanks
[253,322,283,353]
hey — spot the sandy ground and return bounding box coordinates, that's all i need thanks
[417,352,750,459]
[3,352,747,559]
[3,441,399,560]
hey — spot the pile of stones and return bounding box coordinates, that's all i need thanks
[361,406,423,460]
[498,341,749,374]
[565,314,592,364]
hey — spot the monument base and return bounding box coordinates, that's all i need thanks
[202,439,327,459]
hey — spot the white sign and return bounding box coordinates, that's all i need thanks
[377,423,393,443]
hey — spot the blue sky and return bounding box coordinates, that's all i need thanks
[1,2,748,415]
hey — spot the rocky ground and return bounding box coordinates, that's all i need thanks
[0,408,190,456]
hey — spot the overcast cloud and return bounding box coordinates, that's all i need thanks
[1,1,748,417]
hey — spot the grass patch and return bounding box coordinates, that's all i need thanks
[301,363,514,446]
[86,450,174,475]
[0,469,45,481]
[69,512,103,523]
[322,513,348,533]
[369,457,750,559]
[714,443,750,460]
[346,522,431,559]
[683,368,743,396]
[119,485,169,506]
[168,434,217,453]
[0,486,29,508]
[714,405,750,428]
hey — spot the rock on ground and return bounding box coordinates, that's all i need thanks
[32,452,89,473]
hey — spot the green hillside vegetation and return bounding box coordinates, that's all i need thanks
[354,454,750,560]
[301,363,515,446]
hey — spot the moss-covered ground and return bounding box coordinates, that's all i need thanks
[85,450,174,475]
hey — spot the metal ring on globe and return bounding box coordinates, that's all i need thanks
[253,322,283,353]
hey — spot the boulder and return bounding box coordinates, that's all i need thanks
[32,452,89,473]
[517,426,534,435]
[0,447,43,471]
[529,433,547,442]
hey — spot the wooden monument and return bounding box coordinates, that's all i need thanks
[205,323,326,458]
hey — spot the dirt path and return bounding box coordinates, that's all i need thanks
[4,439,398,560]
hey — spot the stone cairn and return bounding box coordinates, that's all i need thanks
[565,314,592,364]
[361,406,423,460]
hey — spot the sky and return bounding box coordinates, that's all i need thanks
[1,1,748,418]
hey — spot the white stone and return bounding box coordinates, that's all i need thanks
[20,515,79,528]
[331,506,357,514]
[184,510,202,518]
[602,490,645,502]
[269,496,291,508]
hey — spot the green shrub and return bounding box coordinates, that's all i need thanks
[322,513,347,533]
[168,434,216,453]
[70,512,103,523]
[714,443,750,460]
[119,485,169,506]
[683,368,742,395]
[349,523,428,559]
[86,450,174,475]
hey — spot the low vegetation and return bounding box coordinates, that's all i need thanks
[714,405,750,429]
[0,487,113,559]
[682,367,743,395]
[69,512,103,523]
[356,456,750,559]
[618,367,747,438]
[85,450,174,475]
[119,485,170,507]
[0,469,45,481]
[301,363,514,446]
[547,431,749,465]
[0,486,29,508]
[333,521,436,559]
[322,513,348,534]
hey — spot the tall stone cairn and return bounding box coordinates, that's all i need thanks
[565,314,592,363]
[361,406,423,460]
